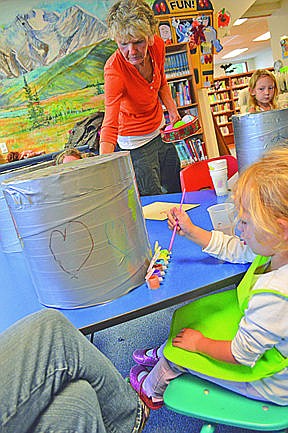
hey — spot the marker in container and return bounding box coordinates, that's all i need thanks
[152,269,164,280]
[153,268,165,276]
[159,249,171,260]
[153,263,167,271]
[155,259,168,266]
[146,274,160,290]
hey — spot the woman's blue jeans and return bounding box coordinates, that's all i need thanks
[0,310,143,433]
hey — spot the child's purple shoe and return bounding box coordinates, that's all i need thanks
[132,347,160,367]
[129,364,163,410]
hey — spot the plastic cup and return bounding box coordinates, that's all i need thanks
[208,160,228,196]
[208,159,227,171]
[207,203,236,235]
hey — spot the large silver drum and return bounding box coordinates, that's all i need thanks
[2,152,151,308]
[232,108,288,172]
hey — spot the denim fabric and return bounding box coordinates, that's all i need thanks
[129,135,181,196]
[0,310,143,433]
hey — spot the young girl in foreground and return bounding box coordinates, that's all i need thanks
[248,69,279,112]
[130,147,288,408]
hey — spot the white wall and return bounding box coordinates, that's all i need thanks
[213,47,274,77]
[269,0,288,66]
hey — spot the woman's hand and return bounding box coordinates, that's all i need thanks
[168,110,181,126]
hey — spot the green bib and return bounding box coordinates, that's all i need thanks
[163,255,288,382]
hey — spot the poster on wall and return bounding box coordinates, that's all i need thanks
[280,36,288,59]
[0,0,116,159]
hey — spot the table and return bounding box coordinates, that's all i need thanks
[0,190,248,335]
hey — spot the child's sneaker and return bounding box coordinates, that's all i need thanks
[132,347,160,367]
[130,364,163,410]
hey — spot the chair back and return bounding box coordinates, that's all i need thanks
[180,155,238,192]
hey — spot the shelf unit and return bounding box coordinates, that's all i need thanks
[163,43,207,167]
[153,0,217,166]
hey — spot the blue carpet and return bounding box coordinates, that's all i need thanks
[92,304,267,433]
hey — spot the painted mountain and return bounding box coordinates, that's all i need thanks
[0,5,108,79]
[0,38,116,108]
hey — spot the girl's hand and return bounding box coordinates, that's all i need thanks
[172,328,237,364]
[172,328,203,352]
[167,206,212,248]
[167,207,195,238]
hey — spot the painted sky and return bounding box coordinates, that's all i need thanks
[0,0,111,25]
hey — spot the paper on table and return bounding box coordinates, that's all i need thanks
[142,202,199,220]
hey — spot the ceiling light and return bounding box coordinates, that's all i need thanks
[222,48,248,59]
[253,32,271,42]
[233,18,247,26]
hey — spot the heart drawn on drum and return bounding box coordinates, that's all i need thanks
[49,220,94,278]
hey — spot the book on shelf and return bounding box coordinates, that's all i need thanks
[208,91,230,103]
[175,137,207,167]
[164,51,189,78]
[210,102,231,112]
[169,79,192,107]
[220,125,230,136]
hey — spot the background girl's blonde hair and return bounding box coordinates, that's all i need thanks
[233,147,288,251]
[248,69,279,111]
[106,0,157,41]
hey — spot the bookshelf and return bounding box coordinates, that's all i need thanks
[163,43,207,167]
[152,0,218,165]
[164,44,200,119]
[208,72,254,147]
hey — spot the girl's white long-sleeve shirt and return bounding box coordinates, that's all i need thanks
[203,230,288,405]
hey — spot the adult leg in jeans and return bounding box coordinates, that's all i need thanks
[0,309,144,433]
[129,138,162,196]
[157,137,181,193]
[31,380,107,433]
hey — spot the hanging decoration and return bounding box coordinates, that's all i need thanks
[217,8,231,28]
[216,8,232,38]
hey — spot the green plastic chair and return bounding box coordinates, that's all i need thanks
[164,374,288,432]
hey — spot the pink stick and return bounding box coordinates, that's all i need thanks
[168,188,186,252]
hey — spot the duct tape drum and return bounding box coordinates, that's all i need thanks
[2,152,151,308]
[0,161,53,253]
[232,108,288,172]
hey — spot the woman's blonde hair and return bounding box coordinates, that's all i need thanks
[233,147,288,251]
[248,69,279,111]
[106,0,157,41]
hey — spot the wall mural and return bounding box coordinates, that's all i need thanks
[0,0,116,161]
[0,0,214,162]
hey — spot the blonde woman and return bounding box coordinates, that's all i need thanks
[100,0,181,196]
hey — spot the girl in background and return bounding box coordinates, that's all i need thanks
[248,69,279,112]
